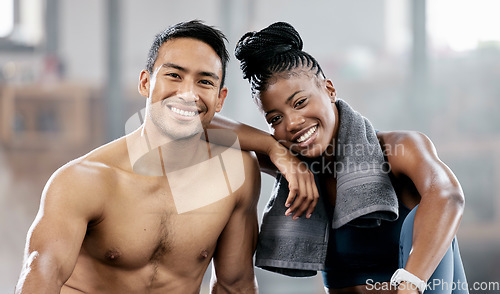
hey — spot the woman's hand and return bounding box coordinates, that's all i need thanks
[267,141,319,219]
[207,114,320,219]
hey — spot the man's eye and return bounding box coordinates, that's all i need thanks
[167,73,180,78]
[200,80,214,86]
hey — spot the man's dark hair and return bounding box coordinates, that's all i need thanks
[146,20,229,87]
[235,22,325,98]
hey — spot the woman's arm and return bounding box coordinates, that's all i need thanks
[209,114,277,158]
[380,131,464,289]
[209,114,319,219]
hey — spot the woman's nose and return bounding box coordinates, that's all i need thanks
[286,113,305,132]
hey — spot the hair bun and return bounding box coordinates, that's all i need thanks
[235,22,303,79]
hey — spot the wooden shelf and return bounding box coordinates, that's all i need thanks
[1,83,92,149]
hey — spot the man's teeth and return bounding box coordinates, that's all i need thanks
[170,106,197,117]
[297,126,317,143]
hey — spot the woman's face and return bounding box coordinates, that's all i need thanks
[258,72,337,158]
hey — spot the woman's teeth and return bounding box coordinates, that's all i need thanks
[297,126,317,143]
[170,106,197,117]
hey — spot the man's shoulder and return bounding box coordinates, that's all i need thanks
[240,150,259,174]
[48,137,130,192]
[209,143,259,177]
[38,152,114,219]
[204,129,258,167]
[224,148,260,206]
[47,159,112,199]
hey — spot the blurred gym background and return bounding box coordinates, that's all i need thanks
[1,0,499,293]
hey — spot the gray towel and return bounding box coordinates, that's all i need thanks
[255,99,399,277]
[332,99,398,229]
[255,168,331,277]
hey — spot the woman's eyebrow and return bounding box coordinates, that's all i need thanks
[286,90,304,103]
[265,90,304,116]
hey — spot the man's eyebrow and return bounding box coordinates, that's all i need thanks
[199,71,220,81]
[161,62,186,72]
[161,63,219,81]
[265,90,304,117]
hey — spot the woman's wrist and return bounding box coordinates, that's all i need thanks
[397,281,421,294]
[267,138,294,165]
[391,269,426,294]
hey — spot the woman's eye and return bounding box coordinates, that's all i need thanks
[295,98,306,108]
[269,115,282,124]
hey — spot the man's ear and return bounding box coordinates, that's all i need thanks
[325,79,336,103]
[138,70,151,98]
[215,87,228,112]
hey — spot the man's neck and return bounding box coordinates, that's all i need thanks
[157,133,210,172]
[126,123,211,176]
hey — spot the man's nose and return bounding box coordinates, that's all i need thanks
[286,113,306,132]
[177,82,198,102]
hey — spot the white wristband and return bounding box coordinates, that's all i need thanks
[390,269,427,294]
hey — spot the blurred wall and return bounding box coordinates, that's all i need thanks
[1,0,499,293]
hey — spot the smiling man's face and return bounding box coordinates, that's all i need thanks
[139,37,227,140]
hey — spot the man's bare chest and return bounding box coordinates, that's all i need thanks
[81,182,235,269]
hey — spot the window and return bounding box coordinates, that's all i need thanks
[0,0,14,38]
[428,0,500,52]
[0,0,44,51]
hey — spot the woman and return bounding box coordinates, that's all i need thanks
[214,22,468,293]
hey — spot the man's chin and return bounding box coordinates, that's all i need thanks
[164,129,203,141]
[151,118,204,140]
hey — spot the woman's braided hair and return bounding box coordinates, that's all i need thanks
[235,22,325,97]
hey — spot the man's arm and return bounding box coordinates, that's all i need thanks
[380,131,465,293]
[15,161,104,293]
[210,152,260,294]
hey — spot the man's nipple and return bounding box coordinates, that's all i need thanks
[105,249,121,261]
[199,249,209,259]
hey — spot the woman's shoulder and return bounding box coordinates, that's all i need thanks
[377,130,439,177]
[377,130,432,148]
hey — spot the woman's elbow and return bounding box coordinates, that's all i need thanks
[441,188,465,215]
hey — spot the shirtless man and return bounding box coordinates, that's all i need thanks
[15,20,261,294]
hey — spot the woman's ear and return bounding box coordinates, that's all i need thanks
[325,79,336,102]
[138,70,150,98]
